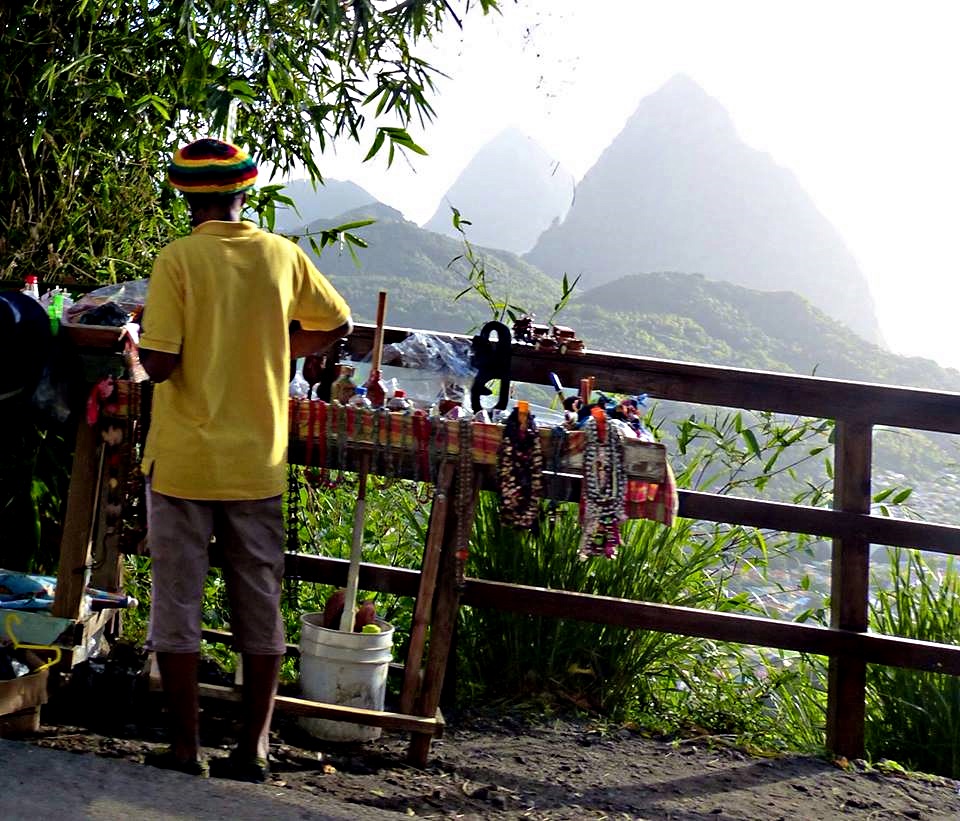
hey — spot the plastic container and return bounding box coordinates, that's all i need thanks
[298,613,395,742]
[289,358,309,399]
[21,276,40,301]
[347,385,372,409]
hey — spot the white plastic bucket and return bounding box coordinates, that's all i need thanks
[298,613,395,742]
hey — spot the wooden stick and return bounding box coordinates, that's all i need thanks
[371,290,388,372]
[190,682,444,735]
[365,290,389,407]
[338,453,370,633]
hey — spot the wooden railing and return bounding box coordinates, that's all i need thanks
[338,322,960,759]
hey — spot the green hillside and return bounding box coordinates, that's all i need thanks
[299,208,960,397]
[572,273,960,392]
[298,204,558,331]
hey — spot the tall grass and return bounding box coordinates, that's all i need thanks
[455,407,839,751]
[866,548,960,776]
[458,492,766,716]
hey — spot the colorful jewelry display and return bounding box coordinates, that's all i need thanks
[579,415,627,559]
[496,407,544,530]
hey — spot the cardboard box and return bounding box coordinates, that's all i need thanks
[0,667,49,736]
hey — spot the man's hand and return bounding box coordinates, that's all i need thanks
[290,318,353,359]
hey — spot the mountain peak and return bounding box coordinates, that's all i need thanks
[525,79,884,343]
[624,74,735,139]
[422,129,574,254]
[657,73,709,98]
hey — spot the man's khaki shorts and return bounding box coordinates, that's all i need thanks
[145,486,286,655]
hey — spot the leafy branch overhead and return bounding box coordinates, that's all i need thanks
[0,0,501,284]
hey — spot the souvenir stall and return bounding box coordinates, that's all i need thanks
[0,283,143,734]
[22,285,676,765]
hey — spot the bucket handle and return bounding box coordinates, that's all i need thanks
[4,612,62,672]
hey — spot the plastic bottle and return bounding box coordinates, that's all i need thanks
[21,275,40,301]
[386,389,411,412]
[331,364,357,404]
[289,358,310,399]
[47,291,64,336]
[348,385,372,409]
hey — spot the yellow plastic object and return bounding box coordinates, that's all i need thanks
[4,613,62,672]
[360,623,382,634]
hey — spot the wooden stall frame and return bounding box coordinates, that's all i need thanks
[56,321,960,766]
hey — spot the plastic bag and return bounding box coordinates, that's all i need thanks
[377,332,476,410]
[64,279,149,327]
[381,332,476,378]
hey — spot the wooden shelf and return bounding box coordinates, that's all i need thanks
[61,323,125,349]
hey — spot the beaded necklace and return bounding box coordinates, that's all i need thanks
[411,412,431,482]
[579,415,626,559]
[429,419,449,485]
[454,418,474,589]
[496,407,544,530]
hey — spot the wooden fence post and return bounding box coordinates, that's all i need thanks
[826,420,873,758]
[407,473,479,767]
[52,420,102,621]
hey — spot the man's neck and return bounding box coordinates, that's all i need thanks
[192,210,242,227]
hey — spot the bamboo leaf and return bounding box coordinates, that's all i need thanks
[741,429,761,459]
[891,488,913,504]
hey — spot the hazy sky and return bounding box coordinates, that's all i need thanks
[309,1,960,372]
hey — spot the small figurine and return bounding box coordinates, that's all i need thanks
[331,364,357,404]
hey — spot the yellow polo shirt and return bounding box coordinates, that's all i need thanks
[140,220,349,500]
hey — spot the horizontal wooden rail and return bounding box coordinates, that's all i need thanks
[283,554,960,676]
[287,452,960,556]
[285,553,422,596]
[678,490,960,555]
[348,323,960,435]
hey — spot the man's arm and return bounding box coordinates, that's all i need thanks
[290,318,353,359]
[139,348,181,383]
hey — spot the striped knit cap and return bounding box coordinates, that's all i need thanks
[167,138,258,194]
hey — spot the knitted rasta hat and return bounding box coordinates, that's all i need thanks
[167,138,258,195]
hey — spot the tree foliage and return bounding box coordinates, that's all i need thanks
[0,0,500,284]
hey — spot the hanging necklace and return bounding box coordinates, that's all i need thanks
[454,418,474,589]
[496,407,544,530]
[579,415,626,559]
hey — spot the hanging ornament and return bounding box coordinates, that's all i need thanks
[579,413,627,559]
[496,403,544,530]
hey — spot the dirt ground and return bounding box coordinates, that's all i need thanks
[17,653,960,820]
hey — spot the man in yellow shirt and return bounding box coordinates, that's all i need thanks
[139,138,352,780]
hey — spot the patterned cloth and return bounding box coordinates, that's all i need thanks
[624,465,678,526]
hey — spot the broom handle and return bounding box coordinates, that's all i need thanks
[338,454,370,633]
[371,290,387,372]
